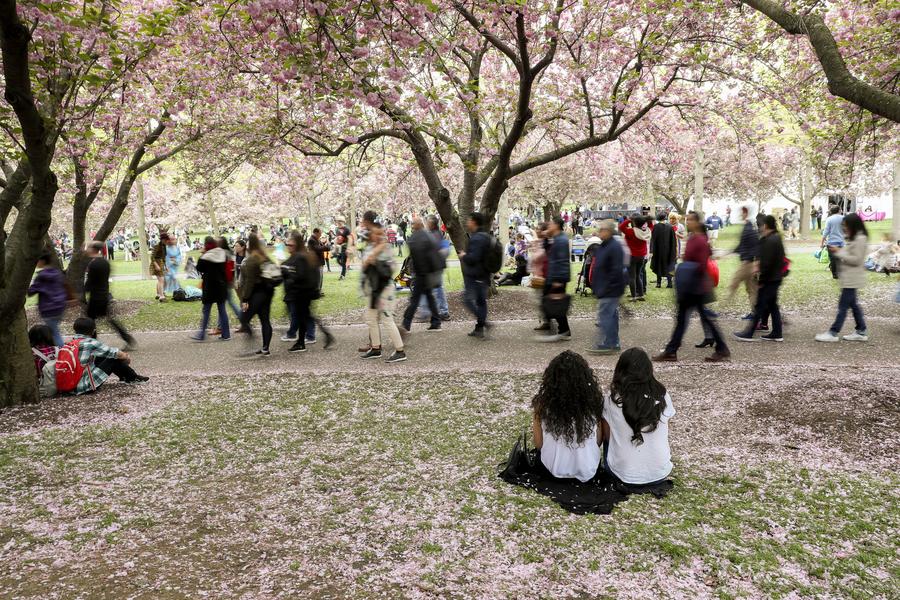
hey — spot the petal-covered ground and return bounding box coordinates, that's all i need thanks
[1,362,897,599]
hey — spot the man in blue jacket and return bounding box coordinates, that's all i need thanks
[537,216,572,341]
[587,220,626,354]
[460,212,490,339]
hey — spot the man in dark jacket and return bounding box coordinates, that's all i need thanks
[83,241,135,348]
[191,237,231,341]
[734,215,785,342]
[649,212,676,288]
[587,221,626,354]
[729,205,759,319]
[537,216,572,341]
[460,212,490,338]
[401,218,442,333]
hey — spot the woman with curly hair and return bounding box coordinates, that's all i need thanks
[531,350,604,482]
[602,347,675,485]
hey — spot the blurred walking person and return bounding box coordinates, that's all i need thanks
[653,213,729,363]
[816,214,869,343]
[733,216,785,342]
[401,218,442,333]
[82,241,135,349]
[536,216,571,342]
[586,220,625,355]
[28,252,68,347]
[238,234,277,356]
[359,211,406,362]
[191,237,231,342]
[460,212,491,339]
[728,205,759,320]
[821,205,844,279]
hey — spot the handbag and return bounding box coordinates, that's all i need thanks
[541,292,571,320]
[498,430,536,481]
[529,275,545,289]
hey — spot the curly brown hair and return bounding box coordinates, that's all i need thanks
[532,351,604,445]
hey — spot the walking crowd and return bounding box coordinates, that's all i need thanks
[26,201,887,400]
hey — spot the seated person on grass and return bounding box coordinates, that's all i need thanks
[29,324,57,380]
[497,254,529,286]
[63,317,149,395]
[601,348,674,485]
[532,350,604,482]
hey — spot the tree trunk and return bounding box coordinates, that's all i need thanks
[135,178,150,279]
[799,163,812,239]
[208,195,219,235]
[0,308,38,406]
[693,150,704,216]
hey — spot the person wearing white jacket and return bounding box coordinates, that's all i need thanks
[816,213,869,343]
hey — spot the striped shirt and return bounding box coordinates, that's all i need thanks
[71,335,120,395]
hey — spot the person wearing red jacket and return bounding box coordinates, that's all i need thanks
[619,214,652,301]
[653,212,730,363]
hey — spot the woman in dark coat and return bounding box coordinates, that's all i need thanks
[191,236,231,341]
[650,212,677,288]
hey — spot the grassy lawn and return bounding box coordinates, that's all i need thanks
[0,372,896,598]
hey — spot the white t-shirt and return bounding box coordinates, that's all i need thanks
[540,421,601,483]
[603,391,675,484]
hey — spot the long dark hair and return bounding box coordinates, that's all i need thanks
[610,348,667,446]
[842,213,868,240]
[532,351,604,445]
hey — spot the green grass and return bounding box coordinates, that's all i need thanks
[0,373,896,598]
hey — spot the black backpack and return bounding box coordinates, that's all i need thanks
[483,234,504,274]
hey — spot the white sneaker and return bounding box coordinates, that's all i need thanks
[842,332,869,342]
[814,332,840,343]
[280,334,299,342]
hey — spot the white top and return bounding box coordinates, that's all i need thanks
[540,421,601,483]
[603,391,675,484]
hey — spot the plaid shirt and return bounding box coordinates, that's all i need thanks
[71,334,119,395]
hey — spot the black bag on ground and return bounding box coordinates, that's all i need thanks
[172,288,187,302]
[541,293,571,321]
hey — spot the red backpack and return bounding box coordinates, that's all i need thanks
[55,339,91,393]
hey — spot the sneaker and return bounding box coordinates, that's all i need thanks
[468,328,485,339]
[704,351,731,363]
[360,348,382,359]
[761,334,784,342]
[386,350,407,363]
[741,313,755,321]
[694,339,715,348]
[557,331,572,341]
[426,324,442,331]
[305,338,317,345]
[535,334,561,343]
[288,342,307,353]
[652,352,677,362]
[636,296,646,302]
[124,375,150,385]
[842,332,869,342]
[533,322,551,332]
[733,332,758,342]
[815,332,840,343]
[255,349,271,357]
[439,313,451,322]
[587,347,620,355]
[190,334,205,342]
[220,336,232,341]
[280,334,299,342]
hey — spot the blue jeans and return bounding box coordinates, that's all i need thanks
[225,288,242,321]
[418,281,449,315]
[43,313,64,347]
[830,288,866,335]
[593,297,620,350]
[463,276,488,327]
[198,300,230,339]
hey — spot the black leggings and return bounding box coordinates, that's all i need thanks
[241,289,273,350]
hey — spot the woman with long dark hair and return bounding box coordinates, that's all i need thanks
[602,347,675,485]
[816,213,869,343]
[238,234,276,356]
[531,350,604,482]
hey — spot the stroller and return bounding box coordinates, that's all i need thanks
[393,255,413,292]
[575,239,602,296]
